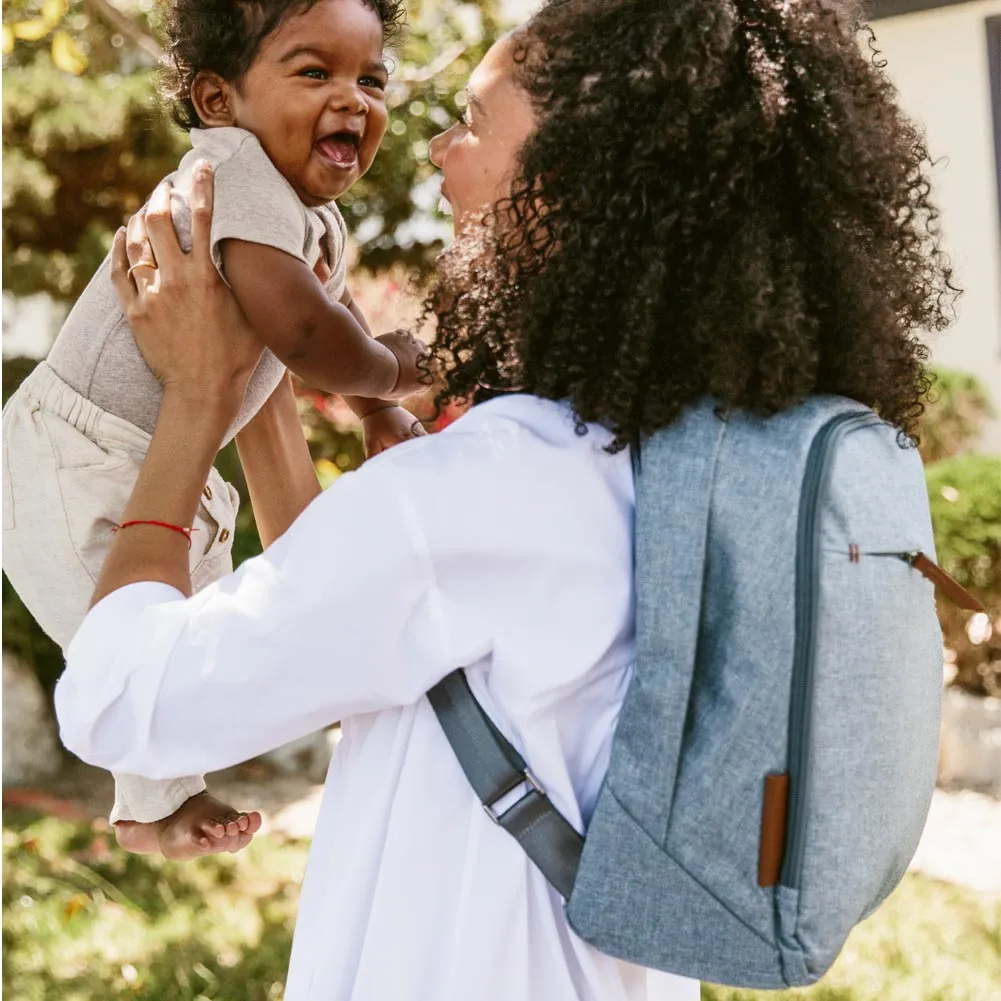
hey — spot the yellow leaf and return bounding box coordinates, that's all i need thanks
[41,0,69,26]
[12,18,52,42]
[51,29,87,75]
[2,25,14,55]
[64,893,89,921]
[314,458,342,488]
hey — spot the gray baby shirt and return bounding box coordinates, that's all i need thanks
[47,127,349,444]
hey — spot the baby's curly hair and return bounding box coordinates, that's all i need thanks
[427,0,958,450]
[160,0,406,131]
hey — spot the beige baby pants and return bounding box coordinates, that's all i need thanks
[2,362,240,823]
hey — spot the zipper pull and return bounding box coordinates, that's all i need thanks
[903,552,985,612]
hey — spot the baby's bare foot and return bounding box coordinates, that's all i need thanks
[158,792,262,860]
[114,819,162,855]
[115,792,262,861]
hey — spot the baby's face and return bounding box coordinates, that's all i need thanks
[231,0,388,207]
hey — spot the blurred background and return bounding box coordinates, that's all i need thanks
[2,1,1000,999]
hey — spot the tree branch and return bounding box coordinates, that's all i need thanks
[388,42,467,108]
[84,0,162,62]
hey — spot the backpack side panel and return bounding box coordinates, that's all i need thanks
[788,422,942,975]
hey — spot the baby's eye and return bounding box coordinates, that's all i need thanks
[299,67,328,81]
[360,75,387,91]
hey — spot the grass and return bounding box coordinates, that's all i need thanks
[703,874,1001,1001]
[3,808,1000,1001]
[3,809,306,1001]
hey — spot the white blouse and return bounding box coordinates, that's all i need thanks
[56,394,700,1001]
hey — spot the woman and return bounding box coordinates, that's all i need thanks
[56,1,955,998]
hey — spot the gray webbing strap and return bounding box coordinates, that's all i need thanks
[427,669,584,900]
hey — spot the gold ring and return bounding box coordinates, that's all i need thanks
[127,262,157,280]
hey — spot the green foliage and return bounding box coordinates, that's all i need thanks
[927,455,1001,592]
[919,367,997,465]
[926,454,1001,697]
[2,56,188,299]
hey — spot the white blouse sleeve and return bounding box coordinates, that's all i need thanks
[54,458,491,780]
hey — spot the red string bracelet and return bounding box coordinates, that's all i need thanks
[113,520,195,550]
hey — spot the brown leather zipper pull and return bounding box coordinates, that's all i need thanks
[910,552,985,612]
[758,772,789,887]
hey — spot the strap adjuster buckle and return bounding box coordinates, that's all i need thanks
[482,768,545,824]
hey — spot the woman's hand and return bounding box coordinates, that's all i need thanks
[111,162,264,428]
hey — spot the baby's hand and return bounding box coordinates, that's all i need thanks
[377,330,430,399]
[362,405,427,457]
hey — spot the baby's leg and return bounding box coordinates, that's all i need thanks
[2,366,258,856]
[121,467,262,858]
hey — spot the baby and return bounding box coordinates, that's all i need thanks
[2,0,418,857]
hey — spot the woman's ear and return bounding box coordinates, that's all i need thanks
[190,71,237,127]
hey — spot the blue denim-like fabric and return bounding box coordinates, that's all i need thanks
[565,396,942,989]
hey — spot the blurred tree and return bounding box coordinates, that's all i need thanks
[3,0,501,302]
[917,367,997,465]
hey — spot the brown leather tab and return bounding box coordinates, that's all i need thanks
[758,772,789,887]
[911,552,985,612]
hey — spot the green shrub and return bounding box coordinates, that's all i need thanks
[926,454,1001,697]
[918,367,996,464]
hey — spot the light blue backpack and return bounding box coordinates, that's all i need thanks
[429,396,980,989]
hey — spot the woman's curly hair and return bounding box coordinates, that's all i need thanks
[427,0,959,450]
[160,0,406,131]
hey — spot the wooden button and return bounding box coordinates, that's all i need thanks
[219,528,230,543]
[203,485,213,500]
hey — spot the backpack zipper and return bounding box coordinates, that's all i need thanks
[860,551,984,611]
[780,411,879,889]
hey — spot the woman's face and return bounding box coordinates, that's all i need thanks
[428,35,536,232]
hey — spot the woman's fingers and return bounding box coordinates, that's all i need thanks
[143,180,184,277]
[125,204,157,294]
[189,161,215,266]
[110,228,139,314]
[125,205,152,268]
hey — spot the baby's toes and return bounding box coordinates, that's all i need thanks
[199,817,227,840]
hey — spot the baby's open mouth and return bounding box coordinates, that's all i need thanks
[316,132,360,169]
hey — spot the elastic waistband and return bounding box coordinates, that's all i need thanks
[17,362,152,455]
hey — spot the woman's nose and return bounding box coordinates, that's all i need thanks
[428,128,451,169]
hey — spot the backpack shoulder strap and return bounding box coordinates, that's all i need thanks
[427,669,584,899]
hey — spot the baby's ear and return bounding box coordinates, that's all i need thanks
[190,71,237,127]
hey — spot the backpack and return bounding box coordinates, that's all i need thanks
[428,395,980,989]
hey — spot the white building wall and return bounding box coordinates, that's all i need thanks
[872,1,1001,450]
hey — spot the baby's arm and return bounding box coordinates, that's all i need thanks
[337,291,428,456]
[221,241,424,398]
[339,289,393,419]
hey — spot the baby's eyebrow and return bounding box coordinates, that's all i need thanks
[279,45,325,63]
